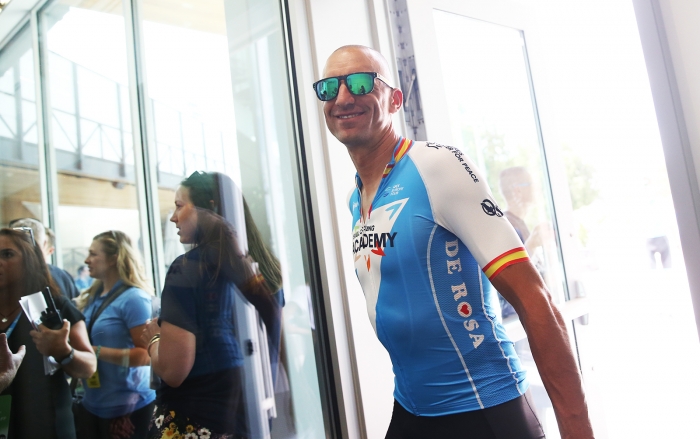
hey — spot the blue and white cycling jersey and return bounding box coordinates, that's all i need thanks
[349,138,531,416]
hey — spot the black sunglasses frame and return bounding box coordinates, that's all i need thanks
[312,71,393,101]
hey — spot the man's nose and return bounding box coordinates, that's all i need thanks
[335,81,355,105]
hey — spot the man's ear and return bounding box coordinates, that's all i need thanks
[389,88,403,114]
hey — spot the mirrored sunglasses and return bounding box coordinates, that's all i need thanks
[312,72,392,101]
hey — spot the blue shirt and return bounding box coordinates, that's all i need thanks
[349,139,530,416]
[82,282,155,418]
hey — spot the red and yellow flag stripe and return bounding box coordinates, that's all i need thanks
[394,138,413,162]
[383,138,413,178]
[482,247,529,280]
[382,164,394,178]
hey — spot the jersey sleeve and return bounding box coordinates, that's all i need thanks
[408,142,529,280]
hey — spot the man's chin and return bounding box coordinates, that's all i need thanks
[332,130,367,147]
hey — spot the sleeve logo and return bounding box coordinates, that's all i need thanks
[481,199,503,217]
[425,142,479,182]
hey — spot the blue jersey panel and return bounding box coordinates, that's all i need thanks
[350,139,529,416]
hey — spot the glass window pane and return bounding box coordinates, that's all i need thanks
[40,0,145,283]
[542,6,697,438]
[0,26,42,227]
[140,0,328,436]
[433,11,566,438]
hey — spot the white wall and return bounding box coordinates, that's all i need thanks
[656,0,700,196]
[633,0,700,338]
[288,1,397,438]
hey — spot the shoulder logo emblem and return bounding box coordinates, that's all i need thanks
[481,199,503,217]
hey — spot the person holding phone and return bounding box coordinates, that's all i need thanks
[0,228,96,439]
[73,230,156,439]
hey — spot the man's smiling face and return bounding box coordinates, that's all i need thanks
[322,47,400,148]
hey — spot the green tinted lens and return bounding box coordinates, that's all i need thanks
[316,78,339,101]
[346,73,375,95]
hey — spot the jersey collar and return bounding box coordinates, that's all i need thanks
[355,137,414,189]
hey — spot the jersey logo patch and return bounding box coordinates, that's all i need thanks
[457,302,473,318]
[352,199,407,257]
[481,199,503,217]
[381,184,404,198]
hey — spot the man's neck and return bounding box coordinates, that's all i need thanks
[345,131,402,221]
[347,131,402,188]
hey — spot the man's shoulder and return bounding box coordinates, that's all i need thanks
[49,264,79,297]
[406,141,482,185]
[49,263,72,279]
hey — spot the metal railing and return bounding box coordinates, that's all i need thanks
[0,51,228,182]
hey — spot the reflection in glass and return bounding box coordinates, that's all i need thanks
[0,26,42,227]
[140,0,327,437]
[433,10,566,438]
[146,171,282,437]
[40,0,144,276]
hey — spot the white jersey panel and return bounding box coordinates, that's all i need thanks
[352,198,408,333]
[408,142,526,272]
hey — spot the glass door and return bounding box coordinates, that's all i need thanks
[403,1,587,437]
[402,1,700,438]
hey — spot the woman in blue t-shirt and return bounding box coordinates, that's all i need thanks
[74,230,156,439]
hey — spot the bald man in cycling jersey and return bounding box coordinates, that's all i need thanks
[313,45,594,439]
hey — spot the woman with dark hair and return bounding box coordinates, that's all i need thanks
[0,228,96,439]
[141,172,280,439]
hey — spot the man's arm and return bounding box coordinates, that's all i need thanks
[0,333,25,392]
[490,261,594,439]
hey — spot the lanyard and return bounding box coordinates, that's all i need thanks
[86,281,130,341]
[88,281,124,325]
[5,314,21,339]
